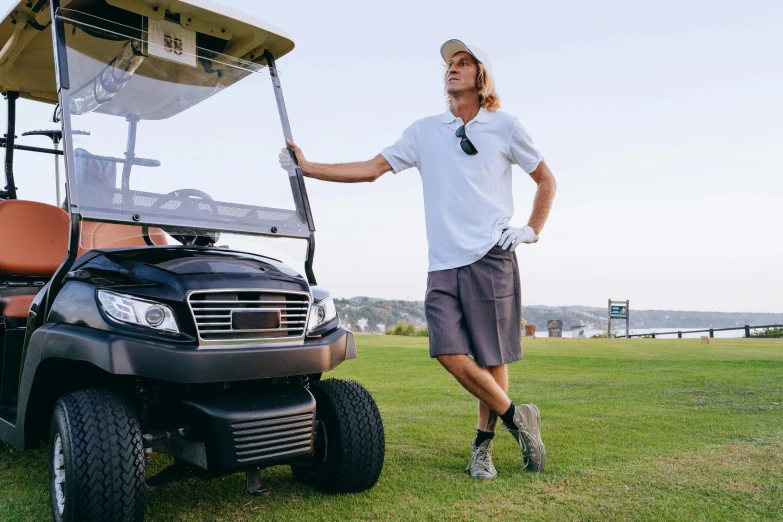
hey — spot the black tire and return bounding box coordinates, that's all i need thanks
[292,379,384,493]
[49,389,145,522]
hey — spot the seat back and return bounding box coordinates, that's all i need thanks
[0,201,169,319]
[0,200,69,276]
[78,222,168,257]
[0,294,35,318]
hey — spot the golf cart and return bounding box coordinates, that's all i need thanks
[0,1,384,520]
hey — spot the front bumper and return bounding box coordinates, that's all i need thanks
[28,324,356,383]
[180,385,317,473]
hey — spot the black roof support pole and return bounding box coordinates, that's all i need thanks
[31,0,49,13]
[51,0,69,91]
[263,49,318,286]
[2,90,19,199]
[263,50,316,232]
[305,234,317,286]
[41,0,80,323]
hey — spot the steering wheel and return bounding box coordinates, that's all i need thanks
[166,188,214,201]
[162,188,219,246]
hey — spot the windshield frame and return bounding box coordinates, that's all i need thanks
[52,7,316,243]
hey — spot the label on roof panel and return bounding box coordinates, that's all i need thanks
[146,18,197,68]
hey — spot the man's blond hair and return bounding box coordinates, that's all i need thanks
[444,60,501,112]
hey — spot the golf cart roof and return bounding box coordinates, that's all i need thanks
[0,0,295,104]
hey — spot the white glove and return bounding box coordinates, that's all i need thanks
[278,147,293,170]
[498,225,538,251]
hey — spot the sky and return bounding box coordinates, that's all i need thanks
[2,0,782,313]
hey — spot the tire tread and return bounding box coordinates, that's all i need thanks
[294,378,385,493]
[56,389,145,522]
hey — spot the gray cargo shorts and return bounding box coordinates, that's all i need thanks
[425,245,523,367]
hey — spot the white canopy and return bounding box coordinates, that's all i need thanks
[0,0,295,104]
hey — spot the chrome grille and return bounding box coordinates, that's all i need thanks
[232,412,315,463]
[188,290,310,342]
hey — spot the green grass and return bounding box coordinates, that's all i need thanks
[2,337,782,521]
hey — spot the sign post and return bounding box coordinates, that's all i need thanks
[608,299,630,338]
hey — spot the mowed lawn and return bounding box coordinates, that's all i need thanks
[2,337,782,521]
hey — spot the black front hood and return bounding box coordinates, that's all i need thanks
[70,246,306,292]
[49,247,310,346]
[75,246,300,274]
[153,256,283,276]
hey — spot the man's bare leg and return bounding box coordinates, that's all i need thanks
[442,356,509,479]
[478,365,508,432]
[436,354,511,415]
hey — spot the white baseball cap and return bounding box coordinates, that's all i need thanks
[440,39,493,75]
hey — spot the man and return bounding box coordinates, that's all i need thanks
[279,40,557,479]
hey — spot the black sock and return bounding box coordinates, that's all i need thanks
[500,402,517,428]
[475,429,495,447]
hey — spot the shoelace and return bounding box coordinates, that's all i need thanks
[472,443,494,473]
[509,424,538,463]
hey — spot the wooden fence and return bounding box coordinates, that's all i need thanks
[617,324,783,339]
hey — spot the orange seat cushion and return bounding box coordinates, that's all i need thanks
[0,294,36,318]
[0,200,69,276]
[78,222,168,257]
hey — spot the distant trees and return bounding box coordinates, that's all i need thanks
[750,326,783,338]
[520,306,526,328]
[385,321,428,337]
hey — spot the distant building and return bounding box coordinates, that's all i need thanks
[548,320,563,338]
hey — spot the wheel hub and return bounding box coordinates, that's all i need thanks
[53,433,66,516]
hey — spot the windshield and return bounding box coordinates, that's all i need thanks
[56,9,309,239]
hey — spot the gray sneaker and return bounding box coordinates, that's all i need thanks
[465,437,498,480]
[503,404,546,472]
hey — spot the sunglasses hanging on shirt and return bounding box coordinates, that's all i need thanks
[455,125,478,155]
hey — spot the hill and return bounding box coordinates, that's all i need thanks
[334,297,783,332]
[335,297,427,333]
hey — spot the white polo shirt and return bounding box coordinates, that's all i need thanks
[381,107,543,272]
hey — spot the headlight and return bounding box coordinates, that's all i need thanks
[98,290,179,334]
[307,295,337,334]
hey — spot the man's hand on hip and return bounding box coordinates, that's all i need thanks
[498,226,538,251]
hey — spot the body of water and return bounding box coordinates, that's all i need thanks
[534,327,763,339]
